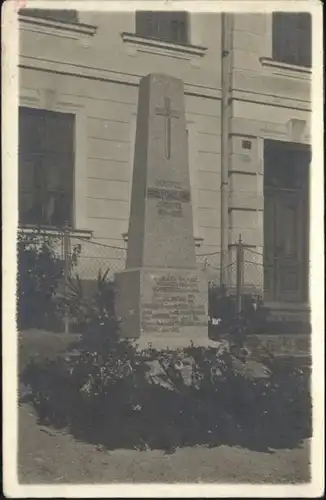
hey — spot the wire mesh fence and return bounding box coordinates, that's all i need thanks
[71,236,127,279]
[196,250,221,285]
[18,228,265,332]
[18,229,265,290]
[243,247,264,292]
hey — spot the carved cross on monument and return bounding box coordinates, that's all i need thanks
[115,74,208,344]
[155,97,180,159]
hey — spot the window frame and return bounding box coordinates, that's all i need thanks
[18,9,97,40]
[19,91,88,233]
[271,12,312,69]
[135,11,190,46]
[19,106,76,229]
[19,8,79,24]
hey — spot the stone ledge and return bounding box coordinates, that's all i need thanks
[244,334,311,358]
[259,57,312,80]
[121,32,207,60]
[19,226,93,239]
[131,333,311,360]
[132,335,219,350]
[19,56,221,100]
[231,89,311,111]
[229,192,264,211]
[19,14,97,39]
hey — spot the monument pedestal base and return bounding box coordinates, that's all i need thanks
[115,267,208,344]
[132,335,218,350]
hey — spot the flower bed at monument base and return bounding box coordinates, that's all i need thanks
[19,258,312,454]
[21,332,312,454]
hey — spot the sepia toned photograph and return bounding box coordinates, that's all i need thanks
[2,0,324,496]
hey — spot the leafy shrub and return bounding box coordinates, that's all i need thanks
[208,284,270,342]
[21,338,312,452]
[21,263,311,452]
[17,230,82,330]
[61,267,119,342]
[17,231,64,330]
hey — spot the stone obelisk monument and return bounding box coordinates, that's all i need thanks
[115,74,208,347]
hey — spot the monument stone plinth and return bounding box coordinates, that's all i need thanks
[115,74,208,347]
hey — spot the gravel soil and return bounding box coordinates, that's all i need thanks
[18,403,310,484]
[17,330,311,484]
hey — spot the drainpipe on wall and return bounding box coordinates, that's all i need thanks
[220,12,232,288]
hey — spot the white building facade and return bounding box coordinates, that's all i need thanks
[18,9,311,317]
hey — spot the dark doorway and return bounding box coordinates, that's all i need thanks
[263,140,310,303]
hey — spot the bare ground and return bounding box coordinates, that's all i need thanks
[18,403,310,484]
[18,330,311,484]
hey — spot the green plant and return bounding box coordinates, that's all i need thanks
[22,338,311,452]
[208,285,270,345]
[20,261,311,452]
[62,267,120,342]
[17,230,64,329]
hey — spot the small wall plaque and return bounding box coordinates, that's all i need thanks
[242,140,252,150]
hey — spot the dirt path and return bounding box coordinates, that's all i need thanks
[18,403,310,484]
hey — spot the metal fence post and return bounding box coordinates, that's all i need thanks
[236,234,244,315]
[63,221,70,334]
[204,257,208,271]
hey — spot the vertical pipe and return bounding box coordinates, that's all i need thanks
[236,234,243,314]
[63,222,70,334]
[220,13,231,287]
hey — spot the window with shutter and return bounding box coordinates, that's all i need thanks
[272,12,311,67]
[19,107,75,228]
[19,9,79,23]
[136,11,189,44]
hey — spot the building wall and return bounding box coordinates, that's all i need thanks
[19,11,311,289]
[19,11,223,280]
[228,13,311,292]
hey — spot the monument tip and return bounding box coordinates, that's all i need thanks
[144,73,183,86]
